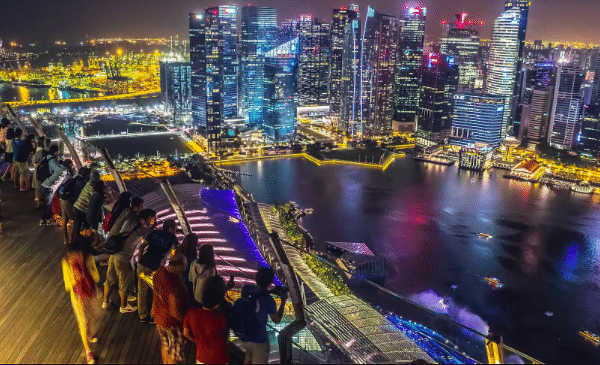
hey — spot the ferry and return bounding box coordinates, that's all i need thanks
[485,277,504,288]
[478,233,493,239]
[570,182,595,195]
[579,331,600,345]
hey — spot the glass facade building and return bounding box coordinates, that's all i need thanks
[340,19,362,136]
[189,13,206,127]
[484,8,522,133]
[329,6,359,116]
[298,15,330,106]
[241,6,278,127]
[548,65,585,150]
[450,94,505,148]
[263,38,299,141]
[393,7,426,125]
[159,60,192,122]
[440,14,480,90]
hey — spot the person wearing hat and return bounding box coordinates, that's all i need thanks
[39,145,67,226]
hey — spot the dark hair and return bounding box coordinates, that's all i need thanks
[14,128,23,138]
[26,134,36,143]
[255,267,275,289]
[68,235,93,255]
[131,197,144,209]
[90,170,101,182]
[111,192,131,214]
[138,208,156,221]
[0,118,9,127]
[5,128,15,140]
[179,233,198,259]
[78,167,91,179]
[202,286,224,309]
[197,244,216,268]
[92,179,105,194]
[49,144,59,155]
[37,136,45,146]
[162,219,177,232]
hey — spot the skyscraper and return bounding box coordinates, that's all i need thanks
[329,6,359,115]
[340,18,362,136]
[298,15,330,106]
[440,12,481,90]
[484,8,521,133]
[547,65,585,150]
[523,87,553,143]
[415,54,460,147]
[159,60,192,122]
[360,7,400,135]
[241,6,277,127]
[189,13,206,127]
[450,94,505,148]
[394,6,426,128]
[263,38,299,141]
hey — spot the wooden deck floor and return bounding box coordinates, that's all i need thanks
[0,183,192,364]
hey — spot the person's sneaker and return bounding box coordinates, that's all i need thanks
[127,294,137,302]
[39,219,47,227]
[119,304,137,313]
[86,351,95,364]
[101,302,109,310]
[140,317,155,324]
[88,336,98,343]
[46,220,60,227]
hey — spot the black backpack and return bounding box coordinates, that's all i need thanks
[36,153,55,183]
[57,177,76,200]
[231,286,269,341]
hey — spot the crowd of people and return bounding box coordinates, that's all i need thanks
[0,116,290,365]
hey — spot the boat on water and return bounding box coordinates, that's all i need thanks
[579,331,600,345]
[478,233,493,239]
[485,277,504,288]
[570,182,595,194]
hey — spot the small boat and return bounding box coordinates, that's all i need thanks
[485,277,504,288]
[579,331,600,345]
[570,183,594,194]
[478,233,493,239]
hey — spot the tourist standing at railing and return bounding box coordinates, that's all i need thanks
[39,145,67,227]
[152,252,190,364]
[86,180,105,232]
[11,129,32,191]
[73,170,101,235]
[136,219,179,323]
[32,137,50,208]
[0,145,4,234]
[58,167,91,244]
[104,192,132,233]
[0,118,9,151]
[189,244,217,308]
[0,119,13,183]
[183,283,229,364]
[62,235,103,365]
[103,208,156,313]
[176,233,198,301]
[233,267,288,364]
[109,197,144,236]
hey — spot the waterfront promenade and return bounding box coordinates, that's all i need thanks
[0,184,190,364]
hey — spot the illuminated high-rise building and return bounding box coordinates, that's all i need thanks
[393,6,426,128]
[360,7,400,135]
[589,49,600,110]
[340,19,362,136]
[440,12,481,90]
[189,13,207,127]
[241,5,277,127]
[547,64,585,150]
[450,94,505,148]
[279,19,300,44]
[415,54,460,147]
[263,38,299,141]
[298,15,330,106]
[329,5,359,115]
[522,87,553,143]
[484,8,521,133]
[159,60,192,122]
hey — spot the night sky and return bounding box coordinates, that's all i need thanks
[1,0,598,46]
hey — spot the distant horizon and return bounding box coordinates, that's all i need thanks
[0,0,599,46]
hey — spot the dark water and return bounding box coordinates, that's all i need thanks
[228,157,600,363]
[83,115,166,136]
[0,83,90,102]
[88,134,192,160]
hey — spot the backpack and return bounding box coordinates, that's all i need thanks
[231,285,269,341]
[36,153,55,183]
[57,177,76,201]
[97,223,141,255]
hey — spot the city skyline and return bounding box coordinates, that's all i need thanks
[1,0,599,46]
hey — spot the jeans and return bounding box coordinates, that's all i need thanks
[137,264,155,320]
[41,187,53,220]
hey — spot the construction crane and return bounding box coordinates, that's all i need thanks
[104,60,130,95]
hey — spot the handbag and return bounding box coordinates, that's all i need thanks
[97,223,140,255]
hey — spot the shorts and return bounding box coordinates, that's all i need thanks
[14,161,28,176]
[158,326,185,363]
[242,341,270,364]
[61,199,76,223]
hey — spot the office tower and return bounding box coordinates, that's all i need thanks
[159,60,192,122]
[263,38,299,141]
[393,6,426,127]
[297,15,330,106]
[450,94,505,148]
[189,13,206,127]
[522,87,553,143]
[415,54,460,147]
[579,111,600,155]
[329,6,359,115]
[589,49,600,110]
[340,19,362,136]
[533,40,543,50]
[533,62,554,88]
[505,0,530,128]
[547,65,585,150]
[484,8,521,133]
[361,7,400,135]
[279,19,300,44]
[440,12,481,90]
[241,5,277,127]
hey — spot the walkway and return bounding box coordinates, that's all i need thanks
[0,183,190,364]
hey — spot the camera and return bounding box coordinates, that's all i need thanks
[268,286,289,296]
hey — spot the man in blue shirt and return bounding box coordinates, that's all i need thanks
[241,267,288,364]
[136,219,179,322]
